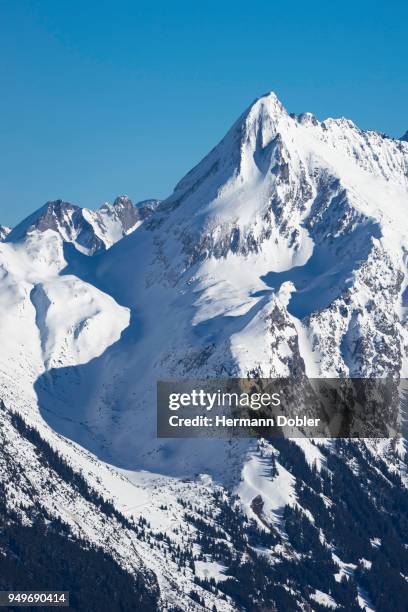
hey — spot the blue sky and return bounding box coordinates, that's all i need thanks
[0,0,407,227]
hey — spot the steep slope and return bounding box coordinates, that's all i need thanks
[25,92,408,475]
[2,400,408,611]
[0,226,130,420]
[0,401,159,611]
[1,92,408,610]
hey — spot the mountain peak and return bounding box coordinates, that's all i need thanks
[170,91,292,201]
[244,91,288,126]
[400,130,408,142]
[113,195,133,209]
[44,198,75,210]
[6,194,160,255]
[251,90,285,109]
[7,200,79,242]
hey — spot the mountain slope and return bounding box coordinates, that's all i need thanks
[25,92,408,474]
[0,401,160,611]
[1,92,408,610]
[2,399,408,611]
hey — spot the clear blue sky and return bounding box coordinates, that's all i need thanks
[0,0,407,227]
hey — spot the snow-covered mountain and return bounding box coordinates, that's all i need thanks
[32,92,407,472]
[6,195,160,254]
[1,92,408,610]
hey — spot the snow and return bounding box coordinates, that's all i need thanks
[359,558,372,570]
[291,438,325,471]
[357,588,375,612]
[7,197,154,256]
[332,553,357,579]
[31,275,129,369]
[310,589,338,609]
[2,91,407,479]
[1,90,407,481]
[1,91,408,609]
[195,560,229,582]
[236,446,296,529]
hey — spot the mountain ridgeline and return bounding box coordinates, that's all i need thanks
[5,195,160,253]
[1,92,408,610]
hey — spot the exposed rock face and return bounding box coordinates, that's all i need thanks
[6,196,160,254]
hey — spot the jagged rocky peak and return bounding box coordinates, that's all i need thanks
[97,194,139,234]
[157,91,315,267]
[97,194,160,235]
[169,91,291,204]
[113,194,133,208]
[99,194,134,213]
[109,194,161,211]
[39,199,77,215]
[401,130,408,142]
[6,195,160,255]
[7,199,82,242]
[123,92,408,383]
[31,199,79,232]
[6,198,111,255]
[170,90,408,230]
